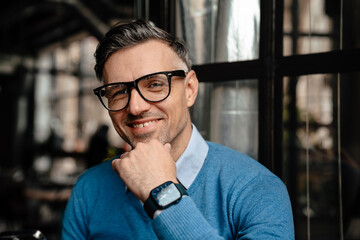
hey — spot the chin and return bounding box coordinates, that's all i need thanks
[130,133,157,145]
[133,133,171,146]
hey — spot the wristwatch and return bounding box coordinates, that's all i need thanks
[144,181,188,218]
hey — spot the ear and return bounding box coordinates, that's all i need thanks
[184,70,199,107]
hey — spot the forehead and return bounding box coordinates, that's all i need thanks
[103,40,186,83]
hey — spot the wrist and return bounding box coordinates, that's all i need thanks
[143,181,188,219]
[140,178,179,202]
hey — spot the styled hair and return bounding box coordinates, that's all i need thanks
[94,19,191,81]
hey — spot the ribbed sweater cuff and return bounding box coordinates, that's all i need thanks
[152,196,216,239]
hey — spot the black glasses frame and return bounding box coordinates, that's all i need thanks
[93,70,186,112]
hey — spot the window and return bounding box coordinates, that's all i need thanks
[176,0,260,159]
[171,0,360,239]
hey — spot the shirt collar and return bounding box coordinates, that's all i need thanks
[176,124,209,189]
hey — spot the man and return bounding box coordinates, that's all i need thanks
[62,19,294,239]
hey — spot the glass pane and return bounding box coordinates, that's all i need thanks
[284,0,360,55]
[342,1,360,51]
[191,79,258,159]
[282,73,360,239]
[296,36,333,55]
[339,72,360,240]
[283,74,339,239]
[176,0,260,65]
[177,0,260,159]
[283,0,338,56]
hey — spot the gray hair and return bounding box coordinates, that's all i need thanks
[94,19,191,81]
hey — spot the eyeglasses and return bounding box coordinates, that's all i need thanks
[93,70,186,112]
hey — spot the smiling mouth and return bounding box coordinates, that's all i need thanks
[130,120,158,128]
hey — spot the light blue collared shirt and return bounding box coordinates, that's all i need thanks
[176,124,209,189]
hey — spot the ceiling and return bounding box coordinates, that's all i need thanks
[0,0,135,56]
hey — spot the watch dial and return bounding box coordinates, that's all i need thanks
[152,183,181,207]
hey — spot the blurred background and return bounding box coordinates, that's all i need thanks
[0,0,359,239]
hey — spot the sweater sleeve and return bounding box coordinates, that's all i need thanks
[231,174,295,239]
[151,175,294,240]
[152,196,224,240]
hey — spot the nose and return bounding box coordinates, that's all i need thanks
[126,88,151,115]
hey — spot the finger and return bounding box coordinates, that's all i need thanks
[122,142,133,152]
[112,159,120,174]
[164,143,171,151]
[120,152,129,159]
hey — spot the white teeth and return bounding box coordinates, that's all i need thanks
[133,120,155,128]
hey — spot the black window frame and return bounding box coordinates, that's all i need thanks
[154,0,360,178]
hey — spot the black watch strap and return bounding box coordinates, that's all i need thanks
[144,182,188,219]
[175,182,188,195]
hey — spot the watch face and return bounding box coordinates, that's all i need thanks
[152,182,181,207]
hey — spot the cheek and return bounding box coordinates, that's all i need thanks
[109,112,124,130]
[167,93,188,122]
[171,84,188,106]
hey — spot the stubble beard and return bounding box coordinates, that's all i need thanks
[124,111,189,149]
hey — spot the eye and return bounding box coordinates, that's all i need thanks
[105,85,128,100]
[140,75,168,91]
[148,80,166,88]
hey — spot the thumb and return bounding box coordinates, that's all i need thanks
[112,159,120,175]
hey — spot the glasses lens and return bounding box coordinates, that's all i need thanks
[138,73,170,102]
[100,84,129,111]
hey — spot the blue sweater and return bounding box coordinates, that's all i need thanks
[62,142,294,239]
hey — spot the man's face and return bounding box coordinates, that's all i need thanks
[102,40,198,153]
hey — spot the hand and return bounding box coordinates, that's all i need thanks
[112,139,178,202]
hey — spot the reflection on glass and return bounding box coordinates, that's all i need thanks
[178,0,260,64]
[283,74,340,239]
[177,0,260,158]
[210,80,258,159]
[283,73,360,239]
[283,0,338,56]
